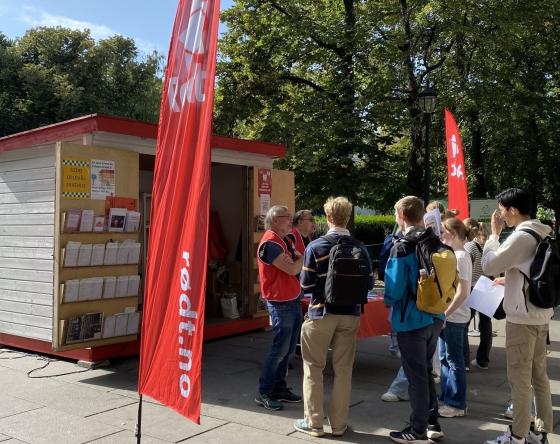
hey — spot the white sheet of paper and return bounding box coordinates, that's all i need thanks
[423,208,442,237]
[465,275,504,318]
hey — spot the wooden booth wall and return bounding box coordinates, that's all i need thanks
[0,146,56,341]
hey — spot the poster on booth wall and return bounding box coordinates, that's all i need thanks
[258,168,272,216]
[62,158,90,199]
[90,159,116,200]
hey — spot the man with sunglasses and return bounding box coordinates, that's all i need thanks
[288,209,315,255]
[255,205,304,411]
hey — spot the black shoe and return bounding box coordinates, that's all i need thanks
[389,425,429,443]
[427,423,444,440]
[255,393,283,410]
[272,388,302,403]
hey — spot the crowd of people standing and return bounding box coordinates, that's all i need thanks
[254,189,554,444]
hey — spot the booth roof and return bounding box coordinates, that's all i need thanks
[0,113,286,158]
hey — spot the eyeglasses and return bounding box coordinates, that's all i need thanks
[302,218,315,222]
[276,215,292,218]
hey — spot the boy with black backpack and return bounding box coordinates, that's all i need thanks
[293,196,373,438]
[385,196,448,444]
[482,188,554,444]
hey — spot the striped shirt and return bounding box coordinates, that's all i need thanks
[465,240,484,287]
[300,227,374,320]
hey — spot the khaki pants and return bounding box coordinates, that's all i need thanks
[506,322,553,436]
[301,314,360,432]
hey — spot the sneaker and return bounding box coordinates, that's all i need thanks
[503,403,514,419]
[527,429,548,444]
[471,359,489,370]
[331,425,348,437]
[438,404,466,418]
[293,418,325,437]
[272,388,302,403]
[255,393,282,411]
[389,425,429,443]
[468,329,481,337]
[381,391,403,402]
[427,423,445,440]
[485,426,526,444]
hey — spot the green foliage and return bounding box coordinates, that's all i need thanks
[0,27,163,136]
[313,214,395,245]
[215,0,560,225]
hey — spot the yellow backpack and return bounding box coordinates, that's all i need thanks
[409,229,459,315]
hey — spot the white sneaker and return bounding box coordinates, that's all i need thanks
[438,404,465,418]
[471,358,489,370]
[381,391,402,402]
[485,426,525,444]
[503,403,514,419]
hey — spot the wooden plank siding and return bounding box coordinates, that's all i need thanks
[0,147,55,341]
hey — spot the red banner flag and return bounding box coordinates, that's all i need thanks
[138,0,220,423]
[445,109,469,219]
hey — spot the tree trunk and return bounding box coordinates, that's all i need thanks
[468,111,487,197]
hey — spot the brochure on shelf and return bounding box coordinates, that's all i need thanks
[116,276,129,297]
[80,312,103,340]
[102,315,116,338]
[103,276,117,299]
[78,278,102,301]
[77,244,93,267]
[63,241,81,267]
[63,279,80,303]
[64,209,82,232]
[114,313,129,337]
[124,210,141,232]
[127,275,140,296]
[126,311,140,335]
[116,241,132,264]
[127,242,141,264]
[108,207,127,232]
[104,242,119,265]
[90,244,106,266]
[79,209,95,232]
[93,216,105,232]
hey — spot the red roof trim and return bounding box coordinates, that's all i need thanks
[0,114,286,157]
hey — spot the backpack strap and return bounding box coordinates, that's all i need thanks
[322,234,339,246]
[518,228,541,312]
[519,228,541,244]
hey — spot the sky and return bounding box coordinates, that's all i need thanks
[0,0,235,56]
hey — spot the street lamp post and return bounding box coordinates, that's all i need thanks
[418,86,437,205]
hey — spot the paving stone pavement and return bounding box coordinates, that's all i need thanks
[0,317,558,443]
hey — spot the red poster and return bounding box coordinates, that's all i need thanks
[258,168,272,195]
[445,109,469,219]
[138,0,220,424]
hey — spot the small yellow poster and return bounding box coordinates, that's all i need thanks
[62,158,90,199]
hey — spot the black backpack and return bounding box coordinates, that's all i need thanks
[323,235,370,306]
[519,228,560,309]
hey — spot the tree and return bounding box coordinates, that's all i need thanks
[0,27,163,137]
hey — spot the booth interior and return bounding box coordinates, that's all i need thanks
[139,155,252,326]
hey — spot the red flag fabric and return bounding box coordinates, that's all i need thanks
[445,109,469,219]
[138,0,220,423]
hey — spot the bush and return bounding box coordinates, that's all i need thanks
[313,214,395,245]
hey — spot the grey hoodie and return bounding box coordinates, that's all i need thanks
[481,219,553,325]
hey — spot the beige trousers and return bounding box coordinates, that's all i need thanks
[506,322,553,437]
[301,314,360,432]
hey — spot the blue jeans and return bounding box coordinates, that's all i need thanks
[258,299,302,395]
[388,366,409,400]
[439,322,467,409]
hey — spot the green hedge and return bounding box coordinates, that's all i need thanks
[314,214,395,245]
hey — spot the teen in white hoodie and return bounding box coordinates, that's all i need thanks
[481,188,552,444]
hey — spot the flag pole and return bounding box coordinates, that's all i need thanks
[135,394,143,443]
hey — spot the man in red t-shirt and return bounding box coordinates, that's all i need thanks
[255,205,304,411]
[287,209,315,255]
